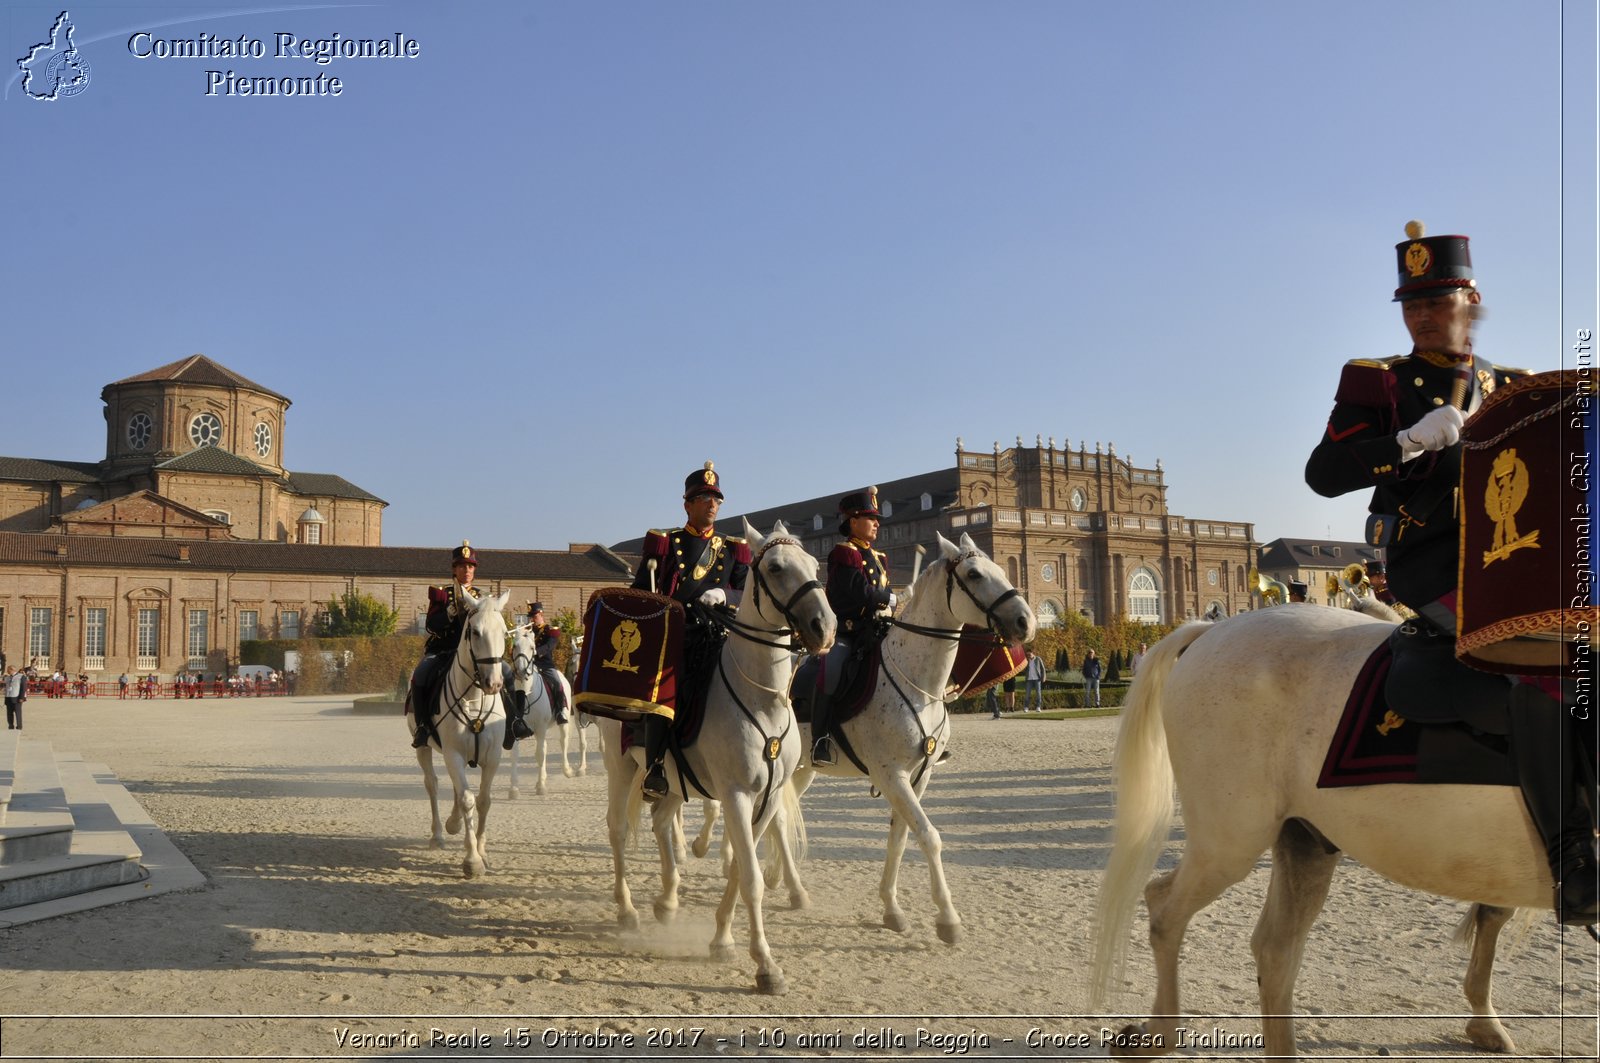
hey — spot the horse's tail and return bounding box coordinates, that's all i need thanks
[1089,621,1211,1008]
[778,776,806,865]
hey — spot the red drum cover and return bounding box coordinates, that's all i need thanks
[573,588,683,722]
[945,626,1026,697]
[1457,370,1598,674]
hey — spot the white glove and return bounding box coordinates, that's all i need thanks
[1397,405,1463,459]
[698,587,727,607]
[888,592,899,611]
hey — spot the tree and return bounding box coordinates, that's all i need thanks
[318,590,399,637]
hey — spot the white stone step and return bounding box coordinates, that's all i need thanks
[0,730,18,817]
[0,739,75,864]
[0,745,202,926]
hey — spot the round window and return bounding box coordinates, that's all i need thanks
[189,412,222,448]
[1040,562,1056,583]
[1070,488,1086,511]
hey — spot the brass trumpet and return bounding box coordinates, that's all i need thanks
[1248,567,1290,607]
[1324,562,1371,607]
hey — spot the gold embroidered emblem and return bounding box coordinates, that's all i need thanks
[1377,710,1405,736]
[1477,368,1495,395]
[692,536,723,581]
[470,718,484,734]
[1483,448,1541,565]
[1404,241,1432,277]
[602,620,643,674]
[923,736,938,757]
[704,469,717,487]
[765,736,782,762]
[1369,518,1385,546]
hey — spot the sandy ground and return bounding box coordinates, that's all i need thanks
[0,694,1595,1061]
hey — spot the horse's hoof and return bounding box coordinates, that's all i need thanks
[883,912,909,933]
[1466,1018,1516,1053]
[691,838,711,859]
[789,891,811,911]
[763,864,781,888]
[507,787,520,801]
[936,921,963,945]
[755,972,788,996]
[563,767,575,778]
[428,837,444,850]
[709,942,736,963]
[652,899,677,923]
[619,911,640,932]
[578,766,588,777]
[462,863,481,879]
[536,783,547,796]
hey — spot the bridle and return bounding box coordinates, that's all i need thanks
[889,551,1021,642]
[429,606,506,767]
[722,535,826,652]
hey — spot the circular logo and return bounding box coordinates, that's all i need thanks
[45,50,91,98]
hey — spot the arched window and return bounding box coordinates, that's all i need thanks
[1035,599,1061,628]
[1128,567,1161,621]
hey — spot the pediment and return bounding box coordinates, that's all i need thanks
[55,490,233,539]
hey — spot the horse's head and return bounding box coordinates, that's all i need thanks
[508,622,535,682]
[925,532,1036,643]
[743,518,836,656]
[459,587,510,693]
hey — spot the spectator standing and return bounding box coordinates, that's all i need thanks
[4,667,25,730]
[1023,651,1046,711]
[1082,649,1104,707]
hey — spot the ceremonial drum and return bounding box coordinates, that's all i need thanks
[573,588,684,722]
[944,626,1027,698]
[1456,369,1599,674]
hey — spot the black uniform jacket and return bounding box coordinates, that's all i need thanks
[631,526,751,605]
[1305,351,1524,611]
[827,537,891,636]
[424,584,481,657]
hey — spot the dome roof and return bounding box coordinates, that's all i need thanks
[297,507,325,524]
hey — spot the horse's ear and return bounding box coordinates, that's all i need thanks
[770,517,789,538]
[958,531,981,555]
[745,519,765,553]
[491,590,511,614]
[936,532,960,560]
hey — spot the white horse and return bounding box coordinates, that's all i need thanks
[506,624,588,798]
[404,587,510,878]
[786,531,1037,943]
[1091,605,1563,1057]
[597,520,835,994]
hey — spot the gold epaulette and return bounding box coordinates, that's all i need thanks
[723,534,746,544]
[646,528,671,538]
[1345,355,1406,369]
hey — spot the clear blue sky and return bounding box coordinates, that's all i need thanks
[4,1,1595,552]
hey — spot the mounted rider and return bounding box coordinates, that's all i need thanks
[1306,221,1597,924]
[812,487,893,767]
[521,601,569,727]
[408,541,527,750]
[630,461,751,800]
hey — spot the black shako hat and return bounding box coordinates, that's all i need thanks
[1394,220,1475,301]
[837,486,882,536]
[451,540,479,566]
[683,460,724,501]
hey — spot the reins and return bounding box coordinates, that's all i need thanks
[427,619,505,768]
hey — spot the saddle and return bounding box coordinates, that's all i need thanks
[791,641,881,731]
[1318,627,1516,789]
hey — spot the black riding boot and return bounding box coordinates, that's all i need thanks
[641,713,669,800]
[542,666,569,724]
[1509,683,1599,925]
[407,689,434,749]
[502,689,528,750]
[811,696,836,766]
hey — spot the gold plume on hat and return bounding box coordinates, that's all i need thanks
[461,539,470,547]
[704,461,714,471]
[1405,220,1425,239]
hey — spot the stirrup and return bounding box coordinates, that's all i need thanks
[811,736,836,766]
[411,728,432,749]
[642,763,668,801]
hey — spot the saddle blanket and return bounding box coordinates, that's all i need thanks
[792,648,882,729]
[1317,640,1516,789]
